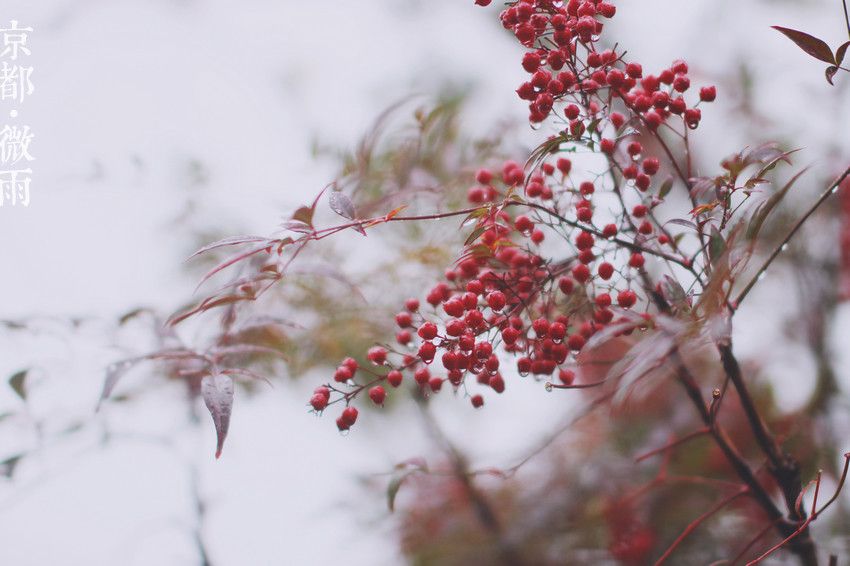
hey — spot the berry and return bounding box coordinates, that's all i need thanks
[629,253,645,268]
[617,289,637,308]
[395,311,413,328]
[418,322,438,341]
[310,394,328,411]
[369,386,386,405]
[598,262,615,280]
[367,346,388,365]
[471,394,484,408]
[387,370,403,387]
[700,85,717,102]
[487,291,507,311]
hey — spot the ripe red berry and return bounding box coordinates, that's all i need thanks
[418,322,438,341]
[567,333,586,351]
[395,312,413,328]
[418,342,437,362]
[387,370,403,387]
[310,394,328,411]
[446,319,466,337]
[598,262,615,280]
[558,368,575,385]
[486,291,507,311]
[334,366,353,383]
[343,357,359,372]
[530,229,545,244]
[367,346,387,365]
[617,289,637,308]
[595,293,612,308]
[600,138,615,154]
[699,85,716,102]
[443,299,464,317]
[489,373,505,393]
[602,223,618,238]
[341,406,359,426]
[577,206,593,222]
[429,377,443,392]
[556,157,572,174]
[369,386,386,405]
[629,252,645,268]
[559,276,575,294]
[576,231,595,250]
[642,158,660,176]
[515,215,534,233]
[471,394,484,408]
[405,298,420,312]
[572,264,591,283]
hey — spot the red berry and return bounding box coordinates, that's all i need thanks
[559,276,575,294]
[429,377,443,392]
[489,373,505,393]
[405,298,420,312]
[486,291,507,311]
[341,406,359,426]
[617,289,637,308]
[629,253,645,268]
[567,333,586,351]
[418,322,438,341]
[387,370,403,387]
[602,223,618,238]
[700,85,716,102]
[367,346,387,365]
[642,158,660,176]
[414,367,430,385]
[310,394,328,411]
[343,357,359,372]
[334,366,353,383]
[558,369,575,385]
[530,229,545,244]
[395,312,413,328]
[572,264,591,283]
[369,386,386,405]
[598,262,615,280]
[471,394,484,408]
[443,299,464,317]
[515,215,534,233]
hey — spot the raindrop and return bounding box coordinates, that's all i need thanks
[544,382,553,392]
[757,272,766,281]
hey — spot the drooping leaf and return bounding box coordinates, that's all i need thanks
[187,235,269,260]
[8,369,28,401]
[202,373,235,459]
[826,65,839,85]
[772,26,836,64]
[329,190,357,220]
[746,167,809,240]
[387,471,412,512]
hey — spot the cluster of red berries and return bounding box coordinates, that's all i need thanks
[309,156,663,430]
[495,0,714,135]
[307,0,712,430]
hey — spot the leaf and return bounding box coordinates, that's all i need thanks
[746,167,809,240]
[0,454,23,478]
[836,41,850,66]
[187,235,269,260]
[464,224,488,246]
[8,369,28,401]
[826,66,839,85]
[772,26,836,64]
[329,190,357,220]
[291,206,315,227]
[387,471,411,512]
[708,225,726,262]
[658,176,674,199]
[666,218,698,230]
[202,373,234,459]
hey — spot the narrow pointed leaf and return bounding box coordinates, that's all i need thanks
[772,26,836,64]
[835,41,850,66]
[188,236,269,260]
[202,373,234,459]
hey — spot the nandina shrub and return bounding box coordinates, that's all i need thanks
[101,1,850,564]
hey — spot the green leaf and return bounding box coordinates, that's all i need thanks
[658,176,674,199]
[708,225,726,262]
[387,471,410,512]
[464,224,488,246]
[746,167,809,240]
[8,369,28,401]
[772,26,836,64]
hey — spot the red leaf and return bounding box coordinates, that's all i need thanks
[772,26,836,64]
[836,40,850,66]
